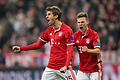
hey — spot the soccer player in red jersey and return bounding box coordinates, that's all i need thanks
[12,6,76,80]
[74,12,102,80]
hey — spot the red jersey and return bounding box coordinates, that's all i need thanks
[39,22,74,69]
[21,22,74,70]
[74,28,102,73]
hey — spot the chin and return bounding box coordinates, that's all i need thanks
[48,22,52,25]
[79,29,82,32]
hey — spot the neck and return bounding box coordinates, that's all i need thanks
[82,27,88,35]
[54,20,62,28]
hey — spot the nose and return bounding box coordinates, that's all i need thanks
[80,23,83,26]
[46,15,48,19]
[78,23,82,26]
[46,16,47,19]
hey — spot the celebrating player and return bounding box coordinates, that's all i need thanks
[74,12,102,80]
[12,6,76,80]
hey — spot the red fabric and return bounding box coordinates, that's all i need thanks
[40,22,74,70]
[20,40,46,51]
[74,28,102,73]
[69,65,76,80]
[20,22,74,70]
[65,45,73,67]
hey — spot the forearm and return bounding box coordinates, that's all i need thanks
[65,45,73,67]
[87,48,100,55]
[20,40,46,51]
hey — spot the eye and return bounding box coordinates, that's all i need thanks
[48,13,51,15]
[78,22,80,23]
[81,21,84,23]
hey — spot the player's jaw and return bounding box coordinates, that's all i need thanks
[46,11,55,25]
[79,24,88,34]
[46,16,56,26]
[47,18,55,25]
[77,17,88,34]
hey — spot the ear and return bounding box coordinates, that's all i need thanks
[87,19,89,25]
[55,15,58,19]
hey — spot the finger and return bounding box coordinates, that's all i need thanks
[12,48,17,52]
[13,47,19,50]
[13,48,20,53]
[60,71,65,73]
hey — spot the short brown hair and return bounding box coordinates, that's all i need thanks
[77,12,88,19]
[46,6,62,20]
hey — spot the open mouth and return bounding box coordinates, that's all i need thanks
[47,19,50,22]
[80,27,83,29]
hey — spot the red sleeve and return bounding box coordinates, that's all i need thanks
[20,40,46,51]
[65,29,74,45]
[65,29,74,67]
[65,45,73,67]
[20,28,50,51]
[40,28,50,42]
[93,32,101,49]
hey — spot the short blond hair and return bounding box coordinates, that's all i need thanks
[77,12,88,19]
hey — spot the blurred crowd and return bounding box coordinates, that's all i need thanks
[0,0,120,66]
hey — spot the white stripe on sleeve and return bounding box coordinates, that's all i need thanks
[67,43,75,45]
[94,46,100,48]
[39,38,47,42]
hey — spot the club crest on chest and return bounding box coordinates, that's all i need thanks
[86,38,90,44]
[76,40,79,43]
[59,32,62,36]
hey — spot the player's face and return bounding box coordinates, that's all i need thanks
[46,11,56,25]
[77,17,88,33]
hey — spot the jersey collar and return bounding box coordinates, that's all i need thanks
[81,28,90,38]
[53,22,64,33]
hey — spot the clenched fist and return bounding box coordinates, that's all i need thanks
[60,66,67,73]
[82,46,88,52]
[12,46,21,53]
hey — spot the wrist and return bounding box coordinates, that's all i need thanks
[86,49,90,53]
[64,66,68,68]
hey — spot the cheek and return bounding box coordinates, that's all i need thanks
[51,19,54,22]
[50,19,55,24]
[77,23,80,26]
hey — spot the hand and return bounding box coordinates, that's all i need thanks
[82,46,88,52]
[12,46,21,53]
[60,66,67,73]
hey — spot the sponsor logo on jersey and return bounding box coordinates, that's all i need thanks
[59,32,62,36]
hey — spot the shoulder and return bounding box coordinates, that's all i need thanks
[63,24,73,33]
[89,29,100,40]
[47,26,53,30]
[74,31,80,39]
[74,31,80,36]
[64,24,72,30]
[45,26,53,32]
[89,28,99,36]
[42,26,53,35]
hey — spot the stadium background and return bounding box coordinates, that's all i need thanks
[0,0,120,80]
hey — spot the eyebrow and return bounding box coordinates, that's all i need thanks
[77,21,85,23]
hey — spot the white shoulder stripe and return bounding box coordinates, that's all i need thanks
[39,38,47,42]
[67,43,75,45]
[94,46,100,48]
